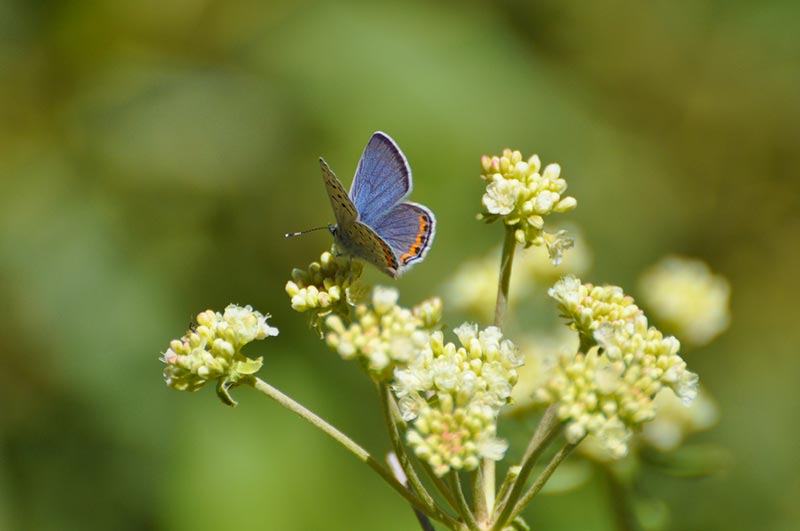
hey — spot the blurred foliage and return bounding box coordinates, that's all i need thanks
[1,0,798,530]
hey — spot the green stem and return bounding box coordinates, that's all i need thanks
[450,472,481,531]
[378,383,449,523]
[420,458,462,514]
[578,332,595,355]
[247,377,453,526]
[507,440,581,522]
[494,225,517,330]
[473,464,490,523]
[476,225,518,521]
[491,405,561,530]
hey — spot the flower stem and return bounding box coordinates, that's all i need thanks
[494,225,517,330]
[476,225,518,521]
[419,457,462,514]
[246,377,454,526]
[491,405,561,530]
[450,472,481,531]
[507,439,581,522]
[378,383,450,523]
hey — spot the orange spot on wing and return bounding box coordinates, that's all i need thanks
[401,215,430,265]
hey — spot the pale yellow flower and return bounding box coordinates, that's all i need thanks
[639,256,731,347]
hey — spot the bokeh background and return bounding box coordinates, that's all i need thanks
[1,1,798,530]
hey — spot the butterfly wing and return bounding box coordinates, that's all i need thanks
[369,202,436,274]
[320,157,357,228]
[338,221,400,278]
[350,132,412,227]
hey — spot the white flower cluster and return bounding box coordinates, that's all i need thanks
[162,305,278,392]
[639,256,731,347]
[393,324,523,476]
[548,275,643,338]
[541,276,701,458]
[479,149,576,259]
[324,286,442,380]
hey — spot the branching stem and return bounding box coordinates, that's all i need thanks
[246,377,458,527]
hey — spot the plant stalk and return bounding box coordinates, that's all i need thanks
[491,405,561,530]
[450,472,481,531]
[507,440,580,522]
[476,226,518,521]
[378,383,449,522]
[247,377,457,527]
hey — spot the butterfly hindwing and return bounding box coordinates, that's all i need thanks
[350,132,412,227]
[369,202,435,272]
[320,157,357,228]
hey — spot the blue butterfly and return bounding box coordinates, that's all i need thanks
[319,132,436,278]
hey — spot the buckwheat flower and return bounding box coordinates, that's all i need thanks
[639,256,731,347]
[406,401,508,477]
[639,386,718,452]
[549,275,643,341]
[324,286,442,380]
[161,305,278,397]
[285,248,368,324]
[479,149,577,262]
[394,324,521,475]
[536,347,638,458]
[483,176,525,215]
[594,316,698,404]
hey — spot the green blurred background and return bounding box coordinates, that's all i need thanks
[1,0,798,530]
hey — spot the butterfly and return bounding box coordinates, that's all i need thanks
[318,132,436,278]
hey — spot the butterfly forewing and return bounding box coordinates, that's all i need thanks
[320,157,357,228]
[350,132,412,227]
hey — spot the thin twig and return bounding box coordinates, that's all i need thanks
[450,472,481,531]
[508,440,581,522]
[491,405,561,530]
[247,377,454,526]
[378,383,451,523]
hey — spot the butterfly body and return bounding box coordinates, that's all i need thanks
[320,132,435,278]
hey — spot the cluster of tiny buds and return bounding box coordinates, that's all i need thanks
[285,249,369,326]
[324,286,443,380]
[548,275,643,339]
[393,323,523,476]
[479,149,576,261]
[161,305,278,393]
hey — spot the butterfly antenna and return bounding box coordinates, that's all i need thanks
[284,225,333,238]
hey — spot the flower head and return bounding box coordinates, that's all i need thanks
[285,249,368,329]
[549,275,643,341]
[479,149,577,262]
[324,286,442,380]
[536,313,697,458]
[394,324,522,475]
[638,256,731,347]
[161,305,278,403]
